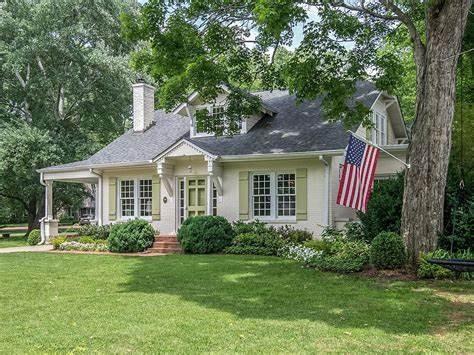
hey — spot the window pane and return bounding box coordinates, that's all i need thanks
[139,179,152,217]
[120,180,135,217]
[277,173,295,217]
[252,174,272,217]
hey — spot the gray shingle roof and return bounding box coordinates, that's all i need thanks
[41,81,379,171]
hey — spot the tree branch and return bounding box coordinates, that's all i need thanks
[0,191,30,211]
[327,1,400,21]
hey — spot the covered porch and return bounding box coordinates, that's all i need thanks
[39,169,102,242]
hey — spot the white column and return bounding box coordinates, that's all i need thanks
[97,178,103,225]
[206,175,212,215]
[46,180,53,220]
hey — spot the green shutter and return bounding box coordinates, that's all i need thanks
[152,175,161,221]
[108,178,117,221]
[296,168,307,220]
[239,171,249,220]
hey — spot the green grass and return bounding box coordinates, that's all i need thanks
[0,253,472,353]
[0,234,27,248]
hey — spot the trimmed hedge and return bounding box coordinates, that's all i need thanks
[225,231,284,256]
[27,229,41,245]
[108,219,155,253]
[370,232,406,269]
[178,216,234,253]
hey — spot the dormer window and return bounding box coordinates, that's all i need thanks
[192,104,243,137]
[372,111,387,146]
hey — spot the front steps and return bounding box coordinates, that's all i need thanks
[147,234,183,254]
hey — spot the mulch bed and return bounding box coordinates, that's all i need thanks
[358,267,418,281]
[49,250,166,257]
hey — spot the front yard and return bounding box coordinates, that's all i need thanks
[0,253,472,353]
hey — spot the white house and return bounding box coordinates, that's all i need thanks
[38,81,408,241]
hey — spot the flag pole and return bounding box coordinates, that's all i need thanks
[348,130,411,169]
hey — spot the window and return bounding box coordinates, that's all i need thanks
[119,178,152,219]
[277,174,296,217]
[120,180,135,217]
[372,111,387,146]
[194,104,242,136]
[139,179,152,217]
[251,172,296,219]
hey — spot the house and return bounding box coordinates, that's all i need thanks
[38,81,408,241]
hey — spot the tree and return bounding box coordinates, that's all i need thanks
[0,0,138,232]
[124,0,471,265]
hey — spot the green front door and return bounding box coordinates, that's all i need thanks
[187,177,207,217]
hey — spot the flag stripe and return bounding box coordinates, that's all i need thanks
[336,135,380,212]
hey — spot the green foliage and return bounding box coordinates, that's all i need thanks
[343,222,366,242]
[178,216,234,254]
[357,174,404,242]
[232,220,269,235]
[0,0,137,230]
[108,220,155,253]
[59,215,77,225]
[78,236,96,244]
[27,229,41,246]
[225,231,284,256]
[303,239,331,253]
[58,241,109,252]
[276,225,313,244]
[417,249,474,280]
[50,236,67,250]
[320,226,344,242]
[313,239,370,273]
[77,224,111,240]
[370,232,406,270]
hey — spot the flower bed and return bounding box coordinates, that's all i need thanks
[58,241,108,252]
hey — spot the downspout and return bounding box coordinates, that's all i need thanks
[89,169,103,226]
[38,172,47,245]
[318,156,330,227]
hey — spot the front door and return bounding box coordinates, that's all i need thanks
[186,177,207,217]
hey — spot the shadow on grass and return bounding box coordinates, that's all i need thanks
[120,254,472,335]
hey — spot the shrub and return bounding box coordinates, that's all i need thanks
[321,226,343,243]
[344,222,366,242]
[315,240,370,273]
[357,173,404,242]
[303,239,331,253]
[225,231,284,256]
[50,236,67,249]
[78,236,96,244]
[438,199,474,251]
[27,229,41,245]
[418,249,473,280]
[370,232,406,269]
[108,219,155,253]
[78,224,111,240]
[281,244,323,264]
[59,215,77,225]
[59,241,108,252]
[232,220,268,235]
[178,216,234,254]
[276,225,313,244]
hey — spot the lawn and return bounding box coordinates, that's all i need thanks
[0,234,27,248]
[0,253,472,353]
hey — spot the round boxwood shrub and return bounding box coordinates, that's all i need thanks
[370,232,406,269]
[178,216,234,254]
[108,219,155,253]
[27,229,41,245]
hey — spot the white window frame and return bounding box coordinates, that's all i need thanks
[250,171,296,221]
[372,111,387,146]
[191,103,244,138]
[118,177,153,221]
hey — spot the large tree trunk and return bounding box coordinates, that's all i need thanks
[401,1,470,266]
[26,198,43,236]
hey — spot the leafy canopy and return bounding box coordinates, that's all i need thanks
[123,0,420,133]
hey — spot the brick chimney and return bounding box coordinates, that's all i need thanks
[132,81,155,132]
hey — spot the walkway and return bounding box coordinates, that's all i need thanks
[0,245,53,254]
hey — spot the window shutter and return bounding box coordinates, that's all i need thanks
[239,171,249,220]
[296,168,307,220]
[152,175,161,221]
[108,178,117,221]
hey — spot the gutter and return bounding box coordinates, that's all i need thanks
[219,149,345,162]
[37,160,154,174]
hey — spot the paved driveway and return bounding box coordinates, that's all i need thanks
[0,245,53,254]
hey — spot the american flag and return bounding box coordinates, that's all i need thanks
[336,134,380,212]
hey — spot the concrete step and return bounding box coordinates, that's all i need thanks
[148,247,183,254]
[154,235,178,242]
[153,241,180,248]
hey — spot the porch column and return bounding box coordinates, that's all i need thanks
[43,180,58,242]
[206,175,212,215]
[96,178,103,225]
